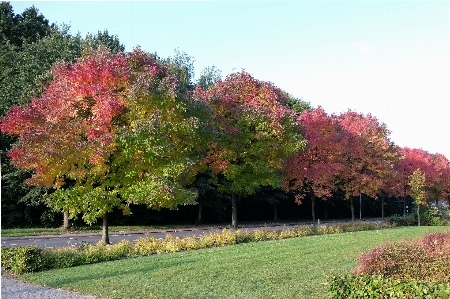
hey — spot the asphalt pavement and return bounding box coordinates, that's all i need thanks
[1,219,380,249]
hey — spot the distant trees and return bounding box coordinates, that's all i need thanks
[336,111,399,221]
[284,108,400,222]
[0,2,51,48]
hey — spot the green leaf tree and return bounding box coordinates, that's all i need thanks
[193,71,305,228]
[408,168,427,226]
[0,2,51,48]
[197,65,222,91]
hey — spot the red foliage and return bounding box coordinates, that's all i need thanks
[337,110,396,200]
[353,230,450,283]
[283,107,344,201]
[0,47,167,188]
[389,147,450,203]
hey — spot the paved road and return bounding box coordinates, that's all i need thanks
[2,226,224,248]
[1,222,313,248]
[1,219,381,249]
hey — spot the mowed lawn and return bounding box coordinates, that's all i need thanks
[20,226,448,299]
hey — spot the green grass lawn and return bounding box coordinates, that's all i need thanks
[19,226,448,299]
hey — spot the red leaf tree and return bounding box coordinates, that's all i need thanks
[337,110,399,221]
[283,107,345,223]
[0,47,204,243]
[428,153,450,206]
[389,147,442,215]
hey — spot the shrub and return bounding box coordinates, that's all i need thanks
[329,230,450,298]
[1,221,394,274]
[133,236,161,256]
[328,274,450,299]
[388,214,415,226]
[1,245,44,274]
[421,204,450,226]
[353,230,450,283]
[43,247,83,269]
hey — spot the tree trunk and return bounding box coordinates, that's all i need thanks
[381,196,385,220]
[273,203,278,221]
[197,203,203,224]
[417,205,421,227]
[231,192,238,229]
[323,200,328,220]
[102,212,110,244]
[403,184,407,216]
[63,211,70,231]
[350,197,355,222]
[403,197,406,216]
[311,192,316,224]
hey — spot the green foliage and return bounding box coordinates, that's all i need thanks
[163,48,196,94]
[1,221,393,274]
[421,205,450,226]
[82,30,124,54]
[389,205,450,227]
[0,2,51,48]
[328,274,450,299]
[286,96,311,115]
[197,65,221,90]
[1,245,44,274]
[388,214,416,226]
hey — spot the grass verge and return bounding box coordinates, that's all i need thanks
[1,225,188,237]
[19,226,448,299]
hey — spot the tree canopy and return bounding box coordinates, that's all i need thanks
[0,47,206,242]
[193,71,306,227]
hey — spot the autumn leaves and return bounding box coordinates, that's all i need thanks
[1,47,449,235]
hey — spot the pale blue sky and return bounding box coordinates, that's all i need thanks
[11,1,450,159]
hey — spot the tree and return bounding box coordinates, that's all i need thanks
[408,169,426,226]
[0,2,52,48]
[283,107,344,223]
[390,147,435,216]
[1,47,206,243]
[82,30,124,54]
[187,170,230,224]
[163,49,196,94]
[197,65,221,90]
[193,71,305,228]
[428,153,450,206]
[337,111,398,222]
[1,3,126,229]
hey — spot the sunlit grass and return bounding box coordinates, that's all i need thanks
[20,226,448,299]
